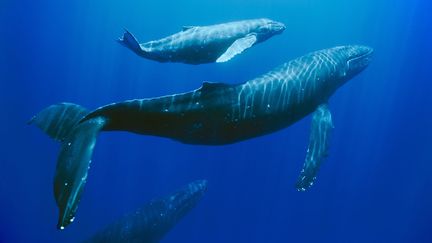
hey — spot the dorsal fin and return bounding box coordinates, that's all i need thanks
[200,81,232,93]
[182,26,197,31]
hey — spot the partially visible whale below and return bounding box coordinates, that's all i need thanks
[30,45,373,229]
[119,18,286,64]
[85,180,207,243]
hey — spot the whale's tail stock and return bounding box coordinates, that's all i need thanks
[29,103,106,229]
[118,29,146,56]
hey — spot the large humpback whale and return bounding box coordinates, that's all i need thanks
[30,45,373,229]
[85,180,207,243]
[119,18,285,64]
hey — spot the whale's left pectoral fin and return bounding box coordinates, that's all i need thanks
[296,104,334,191]
[216,34,257,63]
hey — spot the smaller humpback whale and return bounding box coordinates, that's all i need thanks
[118,18,286,64]
[85,180,207,243]
[29,45,372,229]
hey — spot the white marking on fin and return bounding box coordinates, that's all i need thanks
[216,34,257,63]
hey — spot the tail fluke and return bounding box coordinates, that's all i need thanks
[118,29,145,56]
[30,103,106,229]
[29,103,88,141]
[54,117,105,229]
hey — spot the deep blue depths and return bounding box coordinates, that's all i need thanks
[1,0,432,242]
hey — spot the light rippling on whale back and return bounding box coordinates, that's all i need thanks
[120,18,285,64]
[230,46,365,121]
[29,46,372,228]
[92,46,372,133]
[143,18,284,51]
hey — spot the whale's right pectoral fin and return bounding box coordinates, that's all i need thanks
[216,34,257,63]
[296,104,334,191]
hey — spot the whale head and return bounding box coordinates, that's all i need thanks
[255,18,286,40]
[335,45,374,80]
[165,180,207,222]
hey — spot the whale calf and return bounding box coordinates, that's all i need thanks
[85,180,207,243]
[30,45,373,229]
[119,18,285,64]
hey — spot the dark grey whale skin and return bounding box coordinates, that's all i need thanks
[85,45,373,145]
[30,45,372,229]
[85,180,207,243]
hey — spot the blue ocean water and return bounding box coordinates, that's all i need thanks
[1,0,431,242]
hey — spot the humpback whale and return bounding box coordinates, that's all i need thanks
[119,18,285,64]
[85,180,207,243]
[30,45,373,229]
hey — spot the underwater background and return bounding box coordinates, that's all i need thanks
[1,0,432,242]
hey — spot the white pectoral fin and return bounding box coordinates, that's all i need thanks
[216,34,257,63]
[296,104,334,191]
